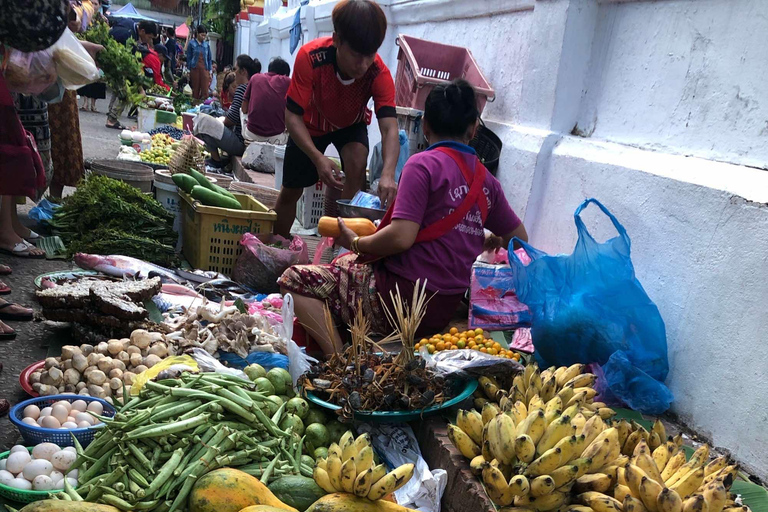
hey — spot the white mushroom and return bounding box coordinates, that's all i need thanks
[107,340,123,356]
[144,354,162,368]
[96,342,109,355]
[44,357,60,370]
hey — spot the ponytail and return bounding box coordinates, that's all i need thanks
[424,79,479,139]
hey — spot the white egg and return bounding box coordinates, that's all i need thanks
[32,475,55,491]
[50,470,64,482]
[74,412,93,425]
[9,478,32,490]
[0,459,5,471]
[39,416,61,429]
[54,478,66,489]
[66,416,76,423]
[54,400,72,412]
[66,469,78,479]
[61,422,78,429]
[22,459,53,480]
[63,447,77,454]
[6,451,31,474]
[51,404,69,423]
[0,470,14,486]
[51,451,76,472]
[31,443,60,462]
[86,401,103,415]
[21,417,38,426]
[70,400,88,413]
[39,406,52,417]
[9,445,28,455]
[65,477,78,487]
[23,405,41,420]
[77,421,91,428]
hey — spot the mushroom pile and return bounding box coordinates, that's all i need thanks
[30,329,169,398]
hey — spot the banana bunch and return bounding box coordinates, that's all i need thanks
[313,430,415,501]
[571,439,749,512]
[474,364,616,422]
[615,417,670,454]
[449,395,624,509]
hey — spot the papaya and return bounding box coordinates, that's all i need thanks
[239,507,299,512]
[305,494,419,512]
[191,185,242,209]
[317,216,376,237]
[189,468,299,512]
[19,502,121,512]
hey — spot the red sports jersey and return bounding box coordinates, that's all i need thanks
[286,37,396,137]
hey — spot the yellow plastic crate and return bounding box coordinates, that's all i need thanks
[179,191,276,275]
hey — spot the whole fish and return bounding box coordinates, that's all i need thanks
[74,253,182,283]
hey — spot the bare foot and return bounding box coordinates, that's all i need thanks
[0,299,33,318]
[0,320,15,336]
[0,264,10,275]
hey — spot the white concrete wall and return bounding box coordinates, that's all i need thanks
[236,0,768,480]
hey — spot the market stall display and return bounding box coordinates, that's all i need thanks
[416,327,522,360]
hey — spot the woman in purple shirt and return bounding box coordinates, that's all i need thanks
[279,79,527,354]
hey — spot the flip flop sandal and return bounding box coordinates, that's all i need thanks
[25,230,42,244]
[0,265,10,276]
[0,242,45,259]
[0,282,9,295]
[0,302,32,321]
[0,324,16,341]
[105,122,126,130]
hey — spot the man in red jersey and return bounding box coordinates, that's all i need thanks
[273,0,400,237]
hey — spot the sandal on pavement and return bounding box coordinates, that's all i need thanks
[0,321,16,341]
[0,242,45,259]
[0,301,33,321]
[105,122,126,130]
[0,281,9,295]
[0,265,10,276]
[25,230,42,244]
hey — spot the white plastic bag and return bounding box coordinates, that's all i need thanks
[190,347,249,379]
[280,294,317,388]
[357,423,447,512]
[50,28,99,90]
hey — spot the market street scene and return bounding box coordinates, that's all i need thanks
[1,0,766,511]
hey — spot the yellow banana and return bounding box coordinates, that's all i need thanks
[634,444,664,484]
[470,454,486,476]
[457,409,485,446]
[670,468,705,499]
[530,394,546,414]
[556,434,583,464]
[550,463,580,489]
[369,464,387,487]
[326,452,343,491]
[581,416,606,448]
[633,438,651,458]
[617,466,628,487]
[701,480,727,512]
[313,465,338,493]
[482,439,494,462]
[705,456,729,477]
[639,476,664,512]
[339,431,354,450]
[541,365,556,382]
[598,408,617,420]
[703,466,738,488]
[541,375,558,402]
[353,467,375,497]
[688,445,711,468]
[652,441,674,473]
[561,404,581,421]
[567,390,589,408]
[543,405,563,428]
[662,451,687,482]
[341,437,357,462]
[475,397,489,411]
[517,409,547,444]
[526,446,564,477]
[482,463,515,506]
[494,413,519,465]
[625,495,651,512]
[367,463,415,501]
[447,424,481,460]
[480,375,504,401]
[657,488,683,512]
[538,415,577,456]
[581,428,619,471]
[515,434,537,463]
[574,387,599,400]
[483,402,501,425]
[649,432,662,452]
[340,457,357,493]
[623,430,647,457]
[500,395,512,412]
[722,508,749,512]
[572,413,588,436]
[577,492,623,512]
[672,434,684,450]
[626,464,650,499]
[614,484,633,504]
[354,446,374,476]
[574,474,613,494]
[682,495,708,512]
[530,475,556,497]
[513,374,528,396]
[315,457,327,471]
[529,368,543,393]
[511,401,528,425]
[651,420,667,448]
[327,443,342,460]
[515,491,567,511]
[524,362,537,387]
[564,373,597,389]
[557,385,575,405]
[616,420,631,448]
[566,507,599,512]
[355,433,372,453]
[509,474,531,496]
[557,363,584,387]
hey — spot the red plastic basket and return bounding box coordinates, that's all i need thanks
[20,360,45,397]
[394,34,495,113]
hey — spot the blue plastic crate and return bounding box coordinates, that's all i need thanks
[9,395,115,447]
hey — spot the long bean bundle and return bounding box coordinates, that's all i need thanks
[60,372,314,512]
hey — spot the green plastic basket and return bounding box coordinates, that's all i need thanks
[0,448,66,503]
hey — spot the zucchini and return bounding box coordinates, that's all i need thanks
[189,169,216,191]
[191,185,242,210]
[172,173,199,194]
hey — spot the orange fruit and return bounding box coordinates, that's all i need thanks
[456,340,466,349]
[484,341,494,349]
[427,344,435,354]
[479,347,488,353]
[493,342,502,351]
[487,348,497,356]
[420,338,428,344]
[451,344,458,350]
[467,341,476,349]
[449,327,458,335]
[475,335,485,343]
[474,328,483,336]
[436,341,446,351]
[414,343,421,350]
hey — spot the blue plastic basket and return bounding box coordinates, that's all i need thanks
[0,448,66,503]
[9,395,115,447]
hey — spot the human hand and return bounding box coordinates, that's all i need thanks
[335,218,357,250]
[314,155,344,188]
[484,234,504,253]
[378,174,397,208]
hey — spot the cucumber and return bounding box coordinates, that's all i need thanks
[189,169,216,191]
[191,185,242,209]
[172,173,199,194]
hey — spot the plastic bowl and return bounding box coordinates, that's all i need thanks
[10,395,115,447]
[19,360,45,397]
[305,379,478,423]
[0,447,66,503]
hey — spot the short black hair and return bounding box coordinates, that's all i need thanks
[153,43,169,60]
[268,57,290,76]
[196,24,207,34]
[137,20,158,36]
[332,0,387,55]
[166,27,175,37]
[236,54,261,77]
[424,79,479,139]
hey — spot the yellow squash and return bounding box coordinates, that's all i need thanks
[318,217,377,238]
[190,468,299,512]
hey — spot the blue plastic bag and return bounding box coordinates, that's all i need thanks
[217,350,289,371]
[29,199,60,224]
[509,199,673,414]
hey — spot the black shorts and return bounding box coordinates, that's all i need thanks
[282,122,369,189]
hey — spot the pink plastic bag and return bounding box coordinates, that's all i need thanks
[3,46,58,95]
[311,237,335,265]
[232,233,309,293]
[468,248,532,331]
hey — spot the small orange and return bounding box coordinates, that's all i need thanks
[420,338,429,344]
[479,347,488,353]
[474,328,484,336]
[457,340,466,349]
[435,341,446,351]
[427,344,435,354]
[414,343,421,350]
[467,341,476,349]
[493,342,502,351]
[449,327,458,335]
[484,341,494,349]
[450,345,458,350]
[475,335,484,343]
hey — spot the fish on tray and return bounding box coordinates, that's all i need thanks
[74,253,182,283]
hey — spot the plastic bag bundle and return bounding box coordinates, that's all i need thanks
[232,233,309,294]
[350,190,382,210]
[509,198,673,414]
[169,135,205,175]
[424,347,524,380]
[2,47,58,95]
[51,28,99,90]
